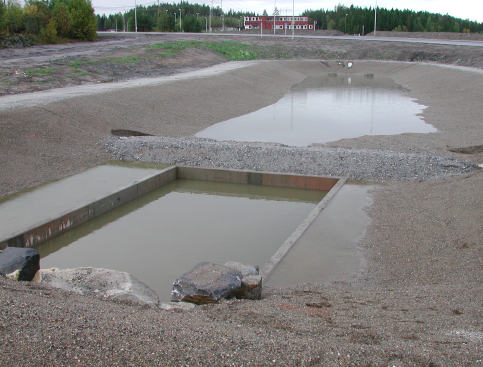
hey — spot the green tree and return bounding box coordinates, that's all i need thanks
[53,2,71,38]
[23,1,51,35]
[68,0,96,41]
[158,11,175,31]
[41,18,58,42]
[182,15,201,32]
[6,0,25,34]
[0,2,6,33]
[136,10,153,31]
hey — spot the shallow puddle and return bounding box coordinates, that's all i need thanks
[35,179,327,301]
[196,75,436,146]
[266,182,374,287]
[0,162,168,241]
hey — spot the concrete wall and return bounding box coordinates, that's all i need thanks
[0,166,341,250]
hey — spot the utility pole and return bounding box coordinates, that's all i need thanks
[157,0,160,31]
[135,0,138,32]
[179,9,182,31]
[374,0,377,36]
[291,0,294,39]
[209,0,212,33]
[273,0,276,35]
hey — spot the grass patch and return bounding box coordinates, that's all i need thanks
[110,56,140,63]
[27,67,54,76]
[148,41,259,60]
[72,69,89,75]
[201,41,259,60]
[148,41,199,50]
[158,50,176,57]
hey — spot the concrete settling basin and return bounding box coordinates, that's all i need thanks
[0,163,355,301]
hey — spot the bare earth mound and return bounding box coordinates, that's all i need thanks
[1,34,483,366]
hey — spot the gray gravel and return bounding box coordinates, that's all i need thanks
[2,41,483,366]
[105,136,476,182]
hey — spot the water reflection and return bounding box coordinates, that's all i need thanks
[35,179,327,301]
[196,75,437,146]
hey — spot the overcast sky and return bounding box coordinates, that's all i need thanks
[92,0,483,23]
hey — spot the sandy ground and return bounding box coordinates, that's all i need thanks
[1,35,483,365]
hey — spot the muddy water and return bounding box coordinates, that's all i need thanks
[196,75,436,146]
[0,162,168,240]
[266,183,374,287]
[36,179,327,301]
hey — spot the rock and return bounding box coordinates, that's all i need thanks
[34,267,159,307]
[237,275,263,300]
[171,262,243,304]
[0,247,40,281]
[224,261,259,277]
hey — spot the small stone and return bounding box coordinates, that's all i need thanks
[237,275,262,300]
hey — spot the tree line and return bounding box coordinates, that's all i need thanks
[0,0,97,43]
[306,5,483,34]
[97,2,249,33]
[98,2,482,35]
[1,0,481,44]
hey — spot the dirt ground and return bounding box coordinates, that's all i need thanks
[1,32,483,97]
[1,33,483,366]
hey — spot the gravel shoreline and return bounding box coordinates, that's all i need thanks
[1,47,483,365]
[105,136,477,182]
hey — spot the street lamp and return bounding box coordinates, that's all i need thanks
[179,9,182,31]
[174,12,176,31]
[345,14,348,34]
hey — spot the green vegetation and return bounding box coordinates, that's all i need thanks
[27,68,54,76]
[72,69,89,75]
[305,5,483,34]
[202,41,258,60]
[0,0,97,44]
[97,2,247,32]
[148,41,258,60]
[96,2,482,34]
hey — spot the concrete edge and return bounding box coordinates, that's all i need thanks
[259,176,348,280]
[0,166,178,249]
[0,165,342,250]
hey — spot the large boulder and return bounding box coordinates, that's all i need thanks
[171,262,243,304]
[0,247,40,281]
[33,267,159,307]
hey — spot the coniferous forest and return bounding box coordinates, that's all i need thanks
[0,0,481,45]
[96,2,483,34]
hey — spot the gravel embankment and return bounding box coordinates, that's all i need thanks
[105,136,476,182]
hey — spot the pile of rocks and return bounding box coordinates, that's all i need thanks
[1,248,263,309]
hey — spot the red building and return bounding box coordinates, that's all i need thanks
[244,16,314,30]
